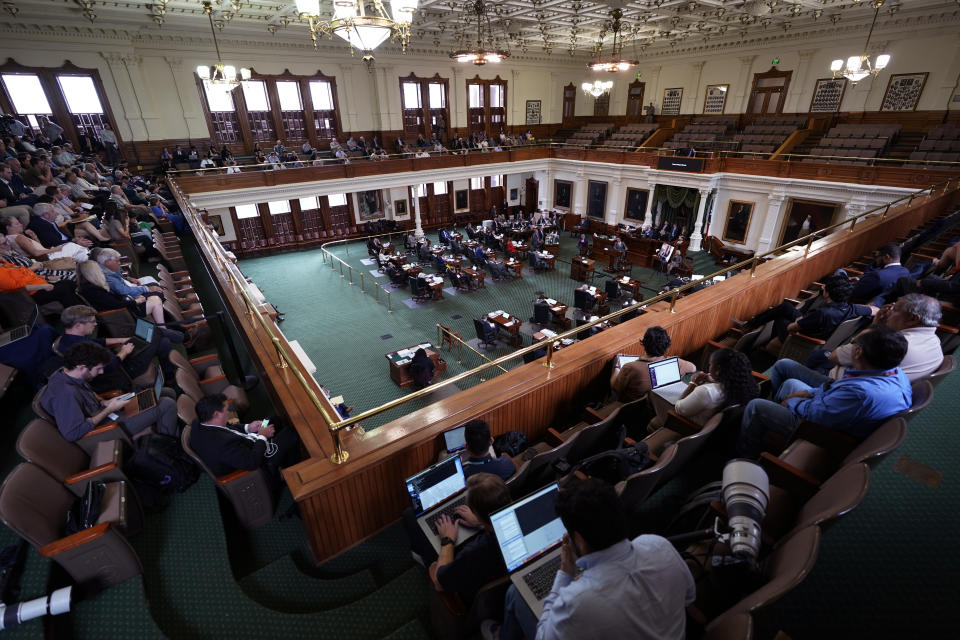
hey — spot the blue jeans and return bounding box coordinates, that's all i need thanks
[738,378,814,458]
[769,359,829,395]
[500,585,538,640]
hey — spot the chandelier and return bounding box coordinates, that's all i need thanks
[587,8,637,72]
[582,80,613,98]
[450,0,510,65]
[196,2,250,86]
[829,0,890,84]
[295,0,417,60]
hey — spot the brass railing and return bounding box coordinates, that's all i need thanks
[169,173,956,465]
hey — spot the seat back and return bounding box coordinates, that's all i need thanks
[822,315,867,352]
[654,411,723,490]
[564,403,637,465]
[473,319,493,345]
[180,422,217,480]
[900,379,934,422]
[605,280,620,299]
[519,434,582,494]
[924,354,955,389]
[573,288,587,310]
[533,302,551,325]
[781,463,870,543]
[505,459,532,499]
[0,463,76,548]
[16,418,88,481]
[616,443,678,507]
[175,368,205,402]
[177,394,198,425]
[32,385,55,422]
[841,417,907,467]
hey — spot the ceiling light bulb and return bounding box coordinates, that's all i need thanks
[875,54,890,69]
[830,59,843,71]
[196,65,211,80]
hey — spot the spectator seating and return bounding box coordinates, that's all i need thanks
[601,123,659,149]
[805,124,901,165]
[565,122,616,146]
[905,124,960,168]
[733,115,808,156]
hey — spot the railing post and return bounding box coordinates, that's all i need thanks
[881,203,890,220]
[338,260,344,277]
[803,233,814,259]
[360,272,365,292]
[329,429,349,464]
[750,257,759,278]
[848,216,857,233]
[669,291,678,313]
[387,289,392,313]
[348,266,353,285]
[271,337,288,369]
[543,340,556,369]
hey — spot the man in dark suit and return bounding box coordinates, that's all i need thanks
[0,162,36,206]
[27,203,93,249]
[849,243,911,305]
[189,393,301,488]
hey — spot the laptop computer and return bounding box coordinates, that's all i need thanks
[0,305,38,348]
[134,317,155,343]
[648,356,687,405]
[491,482,566,618]
[124,368,164,417]
[615,354,641,369]
[442,425,467,455]
[407,456,478,554]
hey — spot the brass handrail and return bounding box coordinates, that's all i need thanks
[168,172,955,464]
[436,324,509,375]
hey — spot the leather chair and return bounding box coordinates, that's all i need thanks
[16,418,144,537]
[532,301,551,326]
[473,319,497,349]
[605,279,621,300]
[410,276,431,302]
[615,444,678,508]
[180,422,276,529]
[33,385,133,456]
[0,463,143,590]
[923,354,955,389]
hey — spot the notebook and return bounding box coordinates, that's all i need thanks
[442,425,467,454]
[490,483,566,618]
[407,456,478,554]
[0,305,38,348]
[648,356,687,405]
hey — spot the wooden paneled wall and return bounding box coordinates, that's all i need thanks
[263,186,957,563]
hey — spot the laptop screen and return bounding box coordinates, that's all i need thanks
[443,425,467,454]
[649,356,682,389]
[616,354,641,369]
[135,318,154,343]
[490,483,565,573]
[405,456,466,516]
[153,369,165,398]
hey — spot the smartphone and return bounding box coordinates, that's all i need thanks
[117,392,136,402]
[260,418,270,431]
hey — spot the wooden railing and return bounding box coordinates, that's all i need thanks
[172,171,960,563]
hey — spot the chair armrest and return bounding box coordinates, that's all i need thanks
[80,422,124,443]
[663,411,701,437]
[65,462,119,485]
[787,332,826,346]
[198,375,229,394]
[758,452,820,500]
[794,422,858,454]
[584,406,605,423]
[97,308,131,319]
[545,427,566,445]
[217,469,253,485]
[38,522,111,557]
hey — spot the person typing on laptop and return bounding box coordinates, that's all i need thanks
[463,420,515,480]
[425,473,512,606]
[610,326,696,403]
[42,342,179,442]
[485,479,694,640]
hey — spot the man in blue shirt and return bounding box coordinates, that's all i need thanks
[462,419,515,480]
[849,243,911,305]
[485,478,695,640]
[738,325,912,458]
[97,248,164,298]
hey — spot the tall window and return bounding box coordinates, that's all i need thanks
[399,73,450,142]
[298,196,320,211]
[235,204,260,219]
[308,79,339,140]
[490,175,503,188]
[0,60,118,153]
[328,193,347,207]
[467,77,507,136]
[201,80,241,144]
[469,177,483,190]
[275,81,306,142]
[433,181,448,195]
[413,184,427,199]
[267,200,291,215]
[241,80,274,143]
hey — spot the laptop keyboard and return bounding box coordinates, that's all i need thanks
[426,495,466,535]
[137,390,154,411]
[7,326,27,340]
[523,555,562,601]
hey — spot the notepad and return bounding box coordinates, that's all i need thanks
[540,329,556,338]
[545,298,557,305]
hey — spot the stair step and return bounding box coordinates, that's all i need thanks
[238,554,378,613]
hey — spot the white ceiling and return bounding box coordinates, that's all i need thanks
[2,0,958,64]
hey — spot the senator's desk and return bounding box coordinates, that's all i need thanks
[570,257,595,281]
[615,275,643,299]
[486,311,523,346]
[623,237,688,269]
[462,267,486,289]
[386,344,446,388]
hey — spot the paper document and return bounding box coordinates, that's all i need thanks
[138,276,158,285]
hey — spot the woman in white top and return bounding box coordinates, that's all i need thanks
[2,215,89,262]
[674,348,759,426]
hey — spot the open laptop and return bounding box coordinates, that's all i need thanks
[134,317,155,343]
[123,369,164,417]
[648,356,687,405]
[442,425,467,455]
[0,305,38,348]
[407,456,478,554]
[490,483,566,618]
[615,354,641,369]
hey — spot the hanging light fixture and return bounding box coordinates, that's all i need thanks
[295,0,416,61]
[587,8,637,72]
[195,1,250,86]
[829,0,891,84]
[582,80,613,98]
[450,0,510,65]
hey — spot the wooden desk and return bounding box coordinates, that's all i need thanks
[425,275,445,300]
[540,297,571,329]
[450,232,463,243]
[464,240,479,251]
[514,242,530,259]
[381,242,394,254]
[401,263,422,278]
[544,241,559,255]
[570,257,595,281]
[592,235,616,260]
[385,253,407,266]
[502,258,523,279]
[486,311,523,347]
[442,255,462,271]
[533,250,556,270]
[614,275,643,299]
[385,343,446,387]
[462,267,486,289]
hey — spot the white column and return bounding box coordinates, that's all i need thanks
[735,56,758,112]
[605,179,623,226]
[643,183,656,227]
[786,51,816,113]
[756,193,787,253]
[337,65,359,133]
[538,170,550,208]
[412,190,424,238]
[100,52,139,141]
[689,61,706,113]
[163,56,207,140]
[572,176,588,218]
[689,188,711,251]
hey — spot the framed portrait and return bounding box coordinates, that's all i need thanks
[554,180,572,210]
[208,214,225,237]
[357,190,383,220]
[454,189,469,211]
[779,199,841,246]
[525,99,542,125]
[661,88,683,116]
[722,200,754,244]
[624,188,649,222]
[881,73,928,112]
[809,78,847,113]
[703,84,729,114]
[587,180,607,219]
[394,199,407,216]
[509,187,518,201]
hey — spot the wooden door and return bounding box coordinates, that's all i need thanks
[525,178,538,213]
[747,66,792,115]
[626,80,645,122]
[562,83,576,127]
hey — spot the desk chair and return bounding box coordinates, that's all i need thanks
[473,318,497,349]
[410,276,431,302]
[573,288,595,312]
[533,302,552,327]
[439,324,462,351]
[605,279,621,300]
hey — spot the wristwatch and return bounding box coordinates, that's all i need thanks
[439,536,455,547]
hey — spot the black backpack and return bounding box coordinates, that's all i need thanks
[569,443,652,485]
[125,434,201,495]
